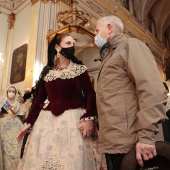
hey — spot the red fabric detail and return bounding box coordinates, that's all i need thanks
[25,71,97,126]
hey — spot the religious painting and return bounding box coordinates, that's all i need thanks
[10,44,28,84]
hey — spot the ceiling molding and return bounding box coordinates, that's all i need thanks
[0,0,60,12]
[0,0,27,11]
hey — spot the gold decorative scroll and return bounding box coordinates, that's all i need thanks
[32,0,71,5]
[47,0,94,45]
[8,13,15,29]
[31,0,39,5]
[47,25,95,42]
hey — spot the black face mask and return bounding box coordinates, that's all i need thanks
[60,46,75,59]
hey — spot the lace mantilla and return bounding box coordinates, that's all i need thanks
[44,62,87,82]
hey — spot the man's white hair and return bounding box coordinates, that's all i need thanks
[98,15,124,33]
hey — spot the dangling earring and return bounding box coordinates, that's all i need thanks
[57,50,60,58]
[54,50,60,65]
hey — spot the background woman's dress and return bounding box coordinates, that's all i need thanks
[0,101,23,170]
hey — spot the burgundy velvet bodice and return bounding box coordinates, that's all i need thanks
[25,70,97,126]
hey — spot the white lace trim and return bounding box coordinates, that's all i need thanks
[44,62,87,82]
[80,116,95,121]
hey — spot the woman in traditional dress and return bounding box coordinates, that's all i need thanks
[0,86,23,170]
[17,33,97,170]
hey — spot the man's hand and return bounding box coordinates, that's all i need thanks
[136,142,157,167]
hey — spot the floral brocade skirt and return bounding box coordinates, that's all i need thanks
[0,117,23,170]
[22,109,96,170]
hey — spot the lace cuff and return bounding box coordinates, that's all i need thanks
[24,122,31,126]
[80,116,96,121]
[24,122,32,131]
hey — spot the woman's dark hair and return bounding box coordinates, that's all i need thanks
[23,92,32,102]
[47,33,82,67]
[35,33,83,96]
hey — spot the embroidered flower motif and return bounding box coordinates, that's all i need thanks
[41,156,64,170]
[44,62,87,82]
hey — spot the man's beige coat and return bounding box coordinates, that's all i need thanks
[97,33,167,154]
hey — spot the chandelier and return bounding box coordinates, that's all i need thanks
[57,0,91,29]
[47,0,95,47]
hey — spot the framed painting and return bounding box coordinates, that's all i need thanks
[10,44,28,84]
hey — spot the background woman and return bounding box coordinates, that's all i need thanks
[0,86,23,170]
[17,33,97,170]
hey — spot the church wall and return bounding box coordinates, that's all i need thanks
[0,13,8,62]
[0,13,8,95]
[7,4,32,95]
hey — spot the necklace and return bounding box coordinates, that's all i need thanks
[55,65,67,70]
[55,60,70,71]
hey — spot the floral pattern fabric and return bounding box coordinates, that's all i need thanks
[0,117,23,170]
[22,109,96,170]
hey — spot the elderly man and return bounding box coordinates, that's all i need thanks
[95,15,167,170]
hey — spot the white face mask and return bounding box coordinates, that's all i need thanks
[8,92,15,99]
[94,27,107,48]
